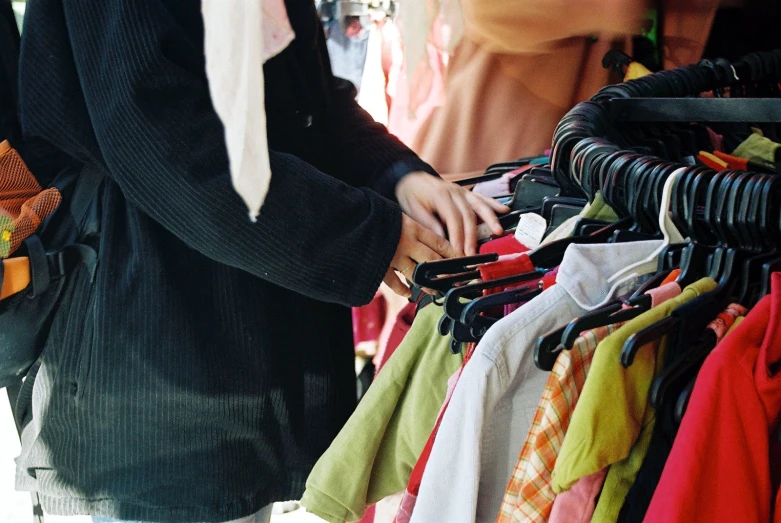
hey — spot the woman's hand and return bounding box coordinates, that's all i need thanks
[395,172,510,256]
[383,214,459,297]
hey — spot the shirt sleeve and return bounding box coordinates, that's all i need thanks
[57,0,402,307]
[323,73,439,200]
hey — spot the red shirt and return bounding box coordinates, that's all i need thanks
[479,234,528,256]
[644,272,781,523]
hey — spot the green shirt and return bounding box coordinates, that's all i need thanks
[582,191,620,222]
[551,278,717,495]
[302,304,462,523]
[733,131,781,171]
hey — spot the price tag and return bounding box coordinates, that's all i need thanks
[514,213,547,249]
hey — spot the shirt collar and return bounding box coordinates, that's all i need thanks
[557,240,664,310]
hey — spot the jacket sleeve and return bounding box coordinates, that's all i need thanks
[58,0,400,307]
[321,37,439,200]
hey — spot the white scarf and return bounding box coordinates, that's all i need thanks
[202,0,295,221]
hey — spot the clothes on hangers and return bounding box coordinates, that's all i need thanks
[539,192,619,246]
[550,469,607,523]
[472,166,533,198]
[397,262,551,523]
[408,240,663,523]
[478,254,536,295]
[301,303,463,523]
[732,131,781,171]
[396,342,478,523]
[706,127,725,152]
[497,323,622,523]
[374,302,418,376]
[552,279,716,497]
[498,281,682,523]
[711,151,750,171]
[617,303,747,523]
[306,43,781,523]
[504,268,559,316]
[644,273,781,523]
[697,151,729,171]
[479,234,528,256]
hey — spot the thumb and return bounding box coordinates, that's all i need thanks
[383,267,411,298]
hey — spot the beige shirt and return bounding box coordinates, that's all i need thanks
[405,0,719,178]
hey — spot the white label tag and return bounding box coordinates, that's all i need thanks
[514,213,547,249]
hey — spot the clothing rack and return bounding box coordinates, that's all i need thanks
[309,48,781,523]
[550,49,781,197]
[609,97,781,122]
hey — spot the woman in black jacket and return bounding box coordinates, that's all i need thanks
[14,0,506,522]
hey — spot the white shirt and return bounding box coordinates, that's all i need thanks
[409,240,663,523]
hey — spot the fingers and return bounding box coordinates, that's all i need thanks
[387,216,454,295]
[415,222,459,259]
[468,192,508,237]
[435,193,466,256]
[452,193,478,255]
[480,193,512,213]
[383,267,411,298]
[408,201,446,238]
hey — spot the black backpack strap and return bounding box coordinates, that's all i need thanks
[25,235,50,297]
[69,163,104,231]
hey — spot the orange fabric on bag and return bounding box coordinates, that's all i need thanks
[0,140,62,258]
[0,140,63,300]
[1,257,30,299]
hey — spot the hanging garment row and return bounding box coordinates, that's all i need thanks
[300,48,781,523]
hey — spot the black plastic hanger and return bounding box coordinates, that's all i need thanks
[528,217,633,269]
[621,168,735,368]
[534,325,567,371]
[674,376,697,424]
[442,270,546,325]
[412,253,498,293]
[560,304,645,350]
[511,179,560,212]
[649,313,719,410]
[548,204,584,229]
[531,214,636,370]
[456,285,544,343]
[559,266,675,350]
[541,197,587,221]
[640,172,753,388]
[454,157,541,187]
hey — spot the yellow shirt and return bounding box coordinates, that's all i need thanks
[551,278,717,494]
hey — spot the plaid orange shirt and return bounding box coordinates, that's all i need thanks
[496,323,622,523]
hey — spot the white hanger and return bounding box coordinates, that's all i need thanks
[607,166,688,285]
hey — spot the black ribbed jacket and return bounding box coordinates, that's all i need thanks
[14,0,435,521]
